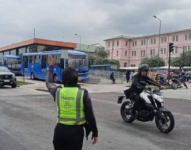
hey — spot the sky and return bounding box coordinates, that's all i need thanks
[0,0,191,47]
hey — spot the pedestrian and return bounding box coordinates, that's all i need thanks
[126,70,130,83]
[46,55,98,150]
[110,71,116,84]
[149,69,156,81]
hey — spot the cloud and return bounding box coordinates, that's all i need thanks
[0,0,191,47]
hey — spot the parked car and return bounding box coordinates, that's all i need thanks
[0,66,17,88]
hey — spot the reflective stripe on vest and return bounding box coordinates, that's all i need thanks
[55,88,86,125]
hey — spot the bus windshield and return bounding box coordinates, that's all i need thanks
[68,58,88,68]
[7,58,22,69]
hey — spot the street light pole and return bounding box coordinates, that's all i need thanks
[75,34,81,51]
[153,15,161,71]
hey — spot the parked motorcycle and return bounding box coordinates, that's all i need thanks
[157,75,178,90]
[117,83,175,133]
[172,76,188,89]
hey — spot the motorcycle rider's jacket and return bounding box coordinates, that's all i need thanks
[130,73,161,94]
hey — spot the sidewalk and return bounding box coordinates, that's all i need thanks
[17,77,129,94]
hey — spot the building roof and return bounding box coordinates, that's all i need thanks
[104,35,132,41]
[76,43,103,53]
[104,28,191,41]
[0,38,77,52]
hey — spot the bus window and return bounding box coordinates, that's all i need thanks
[0,58,3,65]
[60,59,64,69]
[23,56,28,68]
[42,55,47,69]
[34,55,40,64]
[29,56,33,64]
[52,55,61,67]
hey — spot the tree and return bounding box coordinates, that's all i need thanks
[88,55,96,65]
[183,51,191,67]
[171,57,183,69]
[171,51,191,68]
[95,47,108,58]
[140,56,165,68]
[93,57,120,68]
[94,57,104,65]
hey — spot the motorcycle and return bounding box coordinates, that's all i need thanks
[157,75,178,90]
[117,82,175,133]
[172,76,188,89]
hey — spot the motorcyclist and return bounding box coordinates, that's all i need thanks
[130,64,165,118]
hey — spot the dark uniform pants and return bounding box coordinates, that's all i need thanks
[132,94,144,113]
[53,123,84,150]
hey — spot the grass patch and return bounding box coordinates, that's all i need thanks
[17,81,33,86]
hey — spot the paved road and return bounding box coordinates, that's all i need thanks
[0,87,190,150]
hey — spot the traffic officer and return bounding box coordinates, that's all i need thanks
[46,55,98,150]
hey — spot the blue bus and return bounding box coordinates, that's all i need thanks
[22,50,89,82]
[0,55,22,75]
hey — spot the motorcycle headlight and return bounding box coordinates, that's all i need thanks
[154,94,165,103]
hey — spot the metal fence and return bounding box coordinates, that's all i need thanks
[89,70,126,81]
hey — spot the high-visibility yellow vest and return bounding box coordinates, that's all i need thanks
[55,87,86,125]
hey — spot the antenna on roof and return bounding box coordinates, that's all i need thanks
[33,28,35,39]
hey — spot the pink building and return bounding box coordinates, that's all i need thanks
[104,28,191,67]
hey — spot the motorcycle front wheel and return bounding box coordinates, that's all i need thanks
[155,111,175,133]
[120,101,135,123]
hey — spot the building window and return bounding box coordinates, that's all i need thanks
[161,37,166,43]
[141,50,145,57]
[151,39,156,44]
[151,39,153,44]
[10,49,16,55]
[117,41,119,46]
[161,48,163,54]
[188,46,191,51]
[132,41,137,46]
[141,39,146,46]
[108,42,110,47]
[173,47,178,54]
[125,51,127,56]
[18,47,26,55]
[189,34,191,40]
[164,48,166,54]
[112,41,114,46]
[116,51,118,56]
[131,64,136,67]
[150,49,155,56]
[183,46,187,52]
[132,51,136,57]
[161,37,163,43]
[173,35,178,42]
[124,62,127,67]
[175,47,178,53]
[185,34,188,40]
[164,37,167,43]
[4,51,9,55]
[126,41,128,46]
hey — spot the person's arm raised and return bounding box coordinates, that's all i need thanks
[45,55,58,99]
